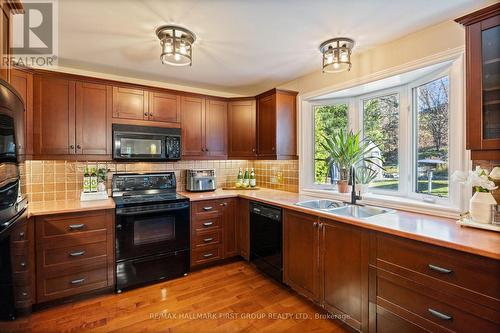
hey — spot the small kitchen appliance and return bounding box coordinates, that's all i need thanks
[185,169,216,192]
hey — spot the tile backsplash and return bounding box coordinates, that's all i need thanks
[22,159,299,202]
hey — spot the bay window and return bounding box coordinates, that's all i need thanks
[302,57,465,214]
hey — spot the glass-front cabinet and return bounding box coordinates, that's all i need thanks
[456,3,500,159]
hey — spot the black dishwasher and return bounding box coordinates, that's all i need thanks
[250,202,282,283]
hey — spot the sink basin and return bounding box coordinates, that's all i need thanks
[326,205,394,219]
[295,199,345,210]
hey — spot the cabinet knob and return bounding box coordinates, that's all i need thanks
[313,222,318,228]
[76,145,81,149]
[69,145,75,150]
[144,112,148,116]
[20,262,26,267]
[149,113,153,117]
[252,148,256,152]
[272,147,275,151]
[18,231,25,239]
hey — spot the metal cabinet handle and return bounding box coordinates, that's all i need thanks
[76,144,81,149]
[220,202,227,206]
[20,262,26,267]
[69,250,86,257]
[144,112,148,117]
[149,112,153,117]
[428,308,452,321]
[203,221,214,227]
[203,237,214,243]
[70,278,86,285]
[428,264,453,274]
[69,145,75,150]
[21,292,28,297]
[203,206,213,211]
[203,253,213,258]
[252,148,256,152]
[272,147,275,151]
[313,222,318,228]
[18,231,25,239]
[69,224,85,230]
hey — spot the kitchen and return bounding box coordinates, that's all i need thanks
[0,1,499,332]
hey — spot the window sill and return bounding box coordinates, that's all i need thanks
[300,188,462,219]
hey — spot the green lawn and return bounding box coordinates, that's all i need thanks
[370,180,449,197]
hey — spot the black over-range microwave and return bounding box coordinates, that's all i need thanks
[112,124,181,161]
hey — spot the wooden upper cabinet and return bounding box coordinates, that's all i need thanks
[456,3,500,160]
[112,87,148,121]
[257,94,276,157]
[321,220,369,332]
[0,1,22,82]
[205,98,228,158]
[148,91,181,124]
[181,96,205,157]
[228,99,257,158]
[283,210,320,302]
[75,82,112,155]
[33,75,76,156]
[10,68,33,156]
[256,89,298,160]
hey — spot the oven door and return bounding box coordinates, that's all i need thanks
[115,204,189,261]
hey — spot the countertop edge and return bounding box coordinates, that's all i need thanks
[183,191,500,260]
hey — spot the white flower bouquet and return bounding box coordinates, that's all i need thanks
[451,166,498,192]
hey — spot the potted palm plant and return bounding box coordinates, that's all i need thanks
[318,130,382,193]
[356,164,379,194]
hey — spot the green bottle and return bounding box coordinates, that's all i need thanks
[83,166,91,193]
[250,168,256,188]
[243,168,250,187]
[90,168,98,192]
[237,168,243,182]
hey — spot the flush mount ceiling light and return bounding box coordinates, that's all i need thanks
[319,37,355,73]
[156,25,196,67]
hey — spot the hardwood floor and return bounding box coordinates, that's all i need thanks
[0,261,352,333]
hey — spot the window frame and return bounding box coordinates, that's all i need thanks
[300,55,468,217]
[357,87,408,197]
[310,98,351,190]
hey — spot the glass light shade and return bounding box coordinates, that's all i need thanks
[319,38,355,73]
[156,25,196,67]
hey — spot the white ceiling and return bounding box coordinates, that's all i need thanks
[57,0,492,95]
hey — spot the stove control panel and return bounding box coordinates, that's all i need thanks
[112,172,177,193]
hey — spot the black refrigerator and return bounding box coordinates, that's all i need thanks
[0,78,28,321]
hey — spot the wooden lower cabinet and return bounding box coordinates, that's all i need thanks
[237,199,250,260]
[283,210,320,302]
[190,199,238,268]
[321,219,369,332]
[370,232,500,333]
[34,210,115,303]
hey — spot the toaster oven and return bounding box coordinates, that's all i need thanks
[186,169,216,192]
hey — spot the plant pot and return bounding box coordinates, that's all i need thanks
[470,192,497,224]
[337,180,349,193]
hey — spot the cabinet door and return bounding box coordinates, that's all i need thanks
[222,199,238,258]
[283,210,320,302]
[181,96,205,157]
[238,199,250,260]
[112,87,148,120]
[205,99,228,158]
[33,76,76,155]
[75,82,112,155]
[257,94,276,157]
[321,221,369,332]
[0,5,10,82]
[10,68,33,156]
[148,91,181,123]
[228,99,257,158]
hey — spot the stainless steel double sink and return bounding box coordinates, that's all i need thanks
[295,199,394,219]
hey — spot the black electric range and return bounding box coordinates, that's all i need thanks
[112,173,190,292]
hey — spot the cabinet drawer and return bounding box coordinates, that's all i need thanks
[41,241,107,268]
[192,230,221,248]
[375,234,500,304]
[376,271,500,333]
[37,211,108,238]
[191,245,222,266]
[38,266,108,302]
[10,222,28,242]
[193,216,222,231]
[192,200,223,215]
